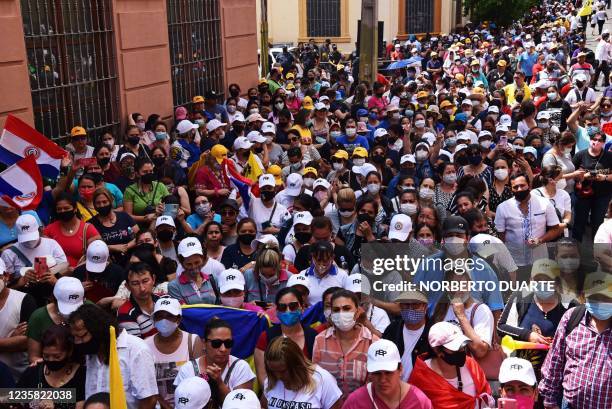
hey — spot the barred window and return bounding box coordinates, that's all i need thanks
[307,0,341,38]
[167,0,224,108]
[21,0,119,143]
[406,0,434,34]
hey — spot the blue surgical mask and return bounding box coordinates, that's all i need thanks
[586,301,612,320]
[155,132,168,141]
[535,289,556,300]
[405,109,414,118]
[277,310,302,326]
[587,126,600,137]
[154,319,179,337]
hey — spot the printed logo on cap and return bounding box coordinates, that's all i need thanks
[161,300,171,306]
[68,294,80,300]
[227,274,236,281]
[394,222,403,230]
[21,225,30,232]
[374,349,387,357]
[187,241,196,247]
[233,393,245,401]
[510,363,523,370]
[91,255,101,261]
[353,278,361,285]
[295,275,306,281]
[178,397,189,405]
[593,279,604,286]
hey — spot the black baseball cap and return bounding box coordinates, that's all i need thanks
[442,215,469,235]
[219,198,239,211]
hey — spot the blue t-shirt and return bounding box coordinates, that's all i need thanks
[519,51,538,76]
[413,251,505,315]
[0,210,42,247]
[335,135,370,155]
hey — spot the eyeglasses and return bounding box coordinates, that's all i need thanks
[276,301,300,312]
[208,339,233,349]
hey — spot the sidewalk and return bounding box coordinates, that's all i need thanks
[585,14,612,95]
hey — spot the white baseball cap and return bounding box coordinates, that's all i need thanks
[287,273,310,292]
[428,322,471,351]
[400,154,416,165]
[523,146,538,159]
[352,163,377,178]
[261,122,276,134]
[499,114,512,127]
[231,112,245,123]
[456,131,471,142]
[178,237,203,258]
[247,131,267,143]
[156,215,176,228]
[469,234,503,259]
[461,99,473,106]
[488,105,499,114]
[314,102,327,111]
[454,144,469,154]
[574,73,588,83]
[119,152,136,162]
[366,339,402,373]
[285,173,303,196]
[16,214,39,243]
[293,211,313,226]
[0,258,6,275]
[222,389,260,409]
[478,130,492,139]
[498,357,537,386]
[233,136,253,150]
[251,234,279,251]
[86,240,109,273]
[176,120,199,135]
[344,273,371,295]
[258,174,276,188]
[374,128,389,139]
[537,111,552,120]
[154,297,182,316]
[219,269,246,293]
[53,277,84,316]
[423,132,437,146]
[313,178,331,191]
[206,119,226,132]
[496,124,509,133]
[174,377,211,409]
[388,214,413,242]
[246,113,266,123]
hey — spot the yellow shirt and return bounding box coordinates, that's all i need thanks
[503,82,532,105]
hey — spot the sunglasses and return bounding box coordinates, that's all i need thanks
[277,301,300,312]
[208,339,233,349]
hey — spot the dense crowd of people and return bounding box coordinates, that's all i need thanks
[0,0,611,408]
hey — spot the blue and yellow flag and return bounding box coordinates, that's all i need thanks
[109,326,127,409]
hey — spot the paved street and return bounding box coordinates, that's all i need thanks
[585,13,612,95]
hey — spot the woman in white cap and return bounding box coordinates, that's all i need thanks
[497,357,539,409]
[263,336,342,409]
[144,297,203,408]
[342,339,432,409]
[409,321,493,409]
[222,389,260,409]
[174,376,211,409]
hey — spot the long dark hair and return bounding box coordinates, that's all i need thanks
[68,304,117,365]
[41,324,76,363]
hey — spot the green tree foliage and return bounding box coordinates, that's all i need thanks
[463,0,538,27]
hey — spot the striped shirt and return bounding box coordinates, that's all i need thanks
[116,295,159,339]
[538,307,611,409]
[312,325,379,399]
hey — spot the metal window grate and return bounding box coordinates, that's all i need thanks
[21,0,119,143]
[167,0,224,108]
[405,0,434,34]
[307,0,341,38]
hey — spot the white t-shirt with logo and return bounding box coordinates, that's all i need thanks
[264,365,342,409]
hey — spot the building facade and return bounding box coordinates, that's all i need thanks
[257,0,467,53]
[0,0,259,142]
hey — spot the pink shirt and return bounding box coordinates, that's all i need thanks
[342,384,432,409]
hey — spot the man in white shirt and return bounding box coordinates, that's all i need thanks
[564,73,597,108]
[248,174,289,236]
[69,303,158,409]
[495,174,561,280]
[2,214,68,289]
[592,31,611,90]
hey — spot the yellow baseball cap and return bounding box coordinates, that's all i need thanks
[70,126,87,137]
[497,60,507,67]
[193,95,205,103]
[259,78,268,84]
[303,167,318,177]
[302,96,314,110]
[530,259,560,280]
[286,83,296,91]
[332,150,349,160]
[417,91,429,99]
[267,164,283,185]
[470,59,480,66]
[352,147,368,158]
[455,73,465,84]
[440,100,454,109]
[211,144,228,164]
[286,72,295,80]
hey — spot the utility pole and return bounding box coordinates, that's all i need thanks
[358,0,378,84]
[260,0,269,78]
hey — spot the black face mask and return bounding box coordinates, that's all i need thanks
[95,204,112,217]
[152,157,166,167]
[98,157,110,167]
[295,231,312,244]
[357,212,374,226]
[468,155,482,166]
[230,89,240,98]
[233,125,245,134]
[135,243,156,254]
[254,146,264,154]
[127,136,141,146]
[74,338,100,357]
[372,155,385,164]
[455,155,469,166]
[157,229,174,242]
[238,233,256,245]
[141,173,156,184]
[514,189,530,201]
[56,210,75,222]
[260,190,275,202]
[441,349,467,366]
[44,358,67,372]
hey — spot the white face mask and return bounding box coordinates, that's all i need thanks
[480,140,492,149]
[275,102,285,110]
[400,202,418,215]
[367,183,381,194]
[415,150,428,161]
[323,308,332,321]
[547,92,557,101]
[346,128,357,137]
[538,121,550,129]
[314,191,327,202]
[221,296,243,308]
[446,109,454,116]
[419,187,434,200]
[331,311,356,332]
[557,257,580,273]
[330,131,341,140]
[415,119,426,128]
[353,158,365,166]
[303,177,315,188]
[333,162,344,170]
[443,174,457,184]
[494,168,509,181]
[154,319,179,337]
[444,236,466,256]
[339,209,354,218]
[563,147,573,155]
[21,240,39,249]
